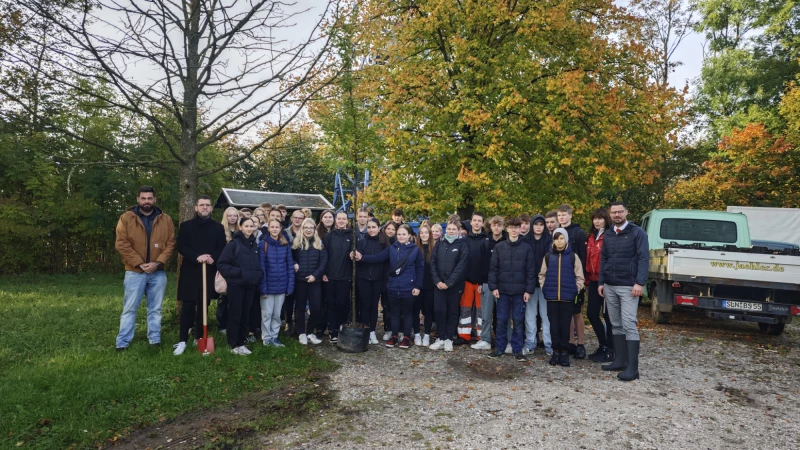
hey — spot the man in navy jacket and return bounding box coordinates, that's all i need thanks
[599,201,649,381]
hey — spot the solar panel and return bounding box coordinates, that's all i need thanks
[215,188,333,210]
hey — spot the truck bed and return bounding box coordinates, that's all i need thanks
[649,246,800,291]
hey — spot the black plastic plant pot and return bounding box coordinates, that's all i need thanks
[337,323,369,353]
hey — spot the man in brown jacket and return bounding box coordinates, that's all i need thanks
[115,186,176,351]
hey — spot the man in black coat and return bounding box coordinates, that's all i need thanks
[174,196,227,355]
[599,201,649,381]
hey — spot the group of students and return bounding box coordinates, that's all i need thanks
[208,202,626,371]
[115,186,643,382]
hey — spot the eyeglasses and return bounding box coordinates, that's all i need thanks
[302,226,315,230]
[292,216,304,220]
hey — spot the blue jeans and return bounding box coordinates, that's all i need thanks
[524,287,552,352]
[496,293,525,354]
[480,283,511,345]
[116,270,167,348]
[261,294,286,343]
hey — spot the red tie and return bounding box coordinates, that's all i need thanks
[616,227,621,234]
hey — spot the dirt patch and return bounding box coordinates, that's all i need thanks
[447,357,525,381]
[109,372,335,449]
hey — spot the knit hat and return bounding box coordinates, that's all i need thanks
[552,227,569,249]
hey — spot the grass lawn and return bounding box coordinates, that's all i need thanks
[0,273,336,449]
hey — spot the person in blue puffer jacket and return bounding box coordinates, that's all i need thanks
[539,227,584,368]
[259,219,295,348]
[355,224,424,349]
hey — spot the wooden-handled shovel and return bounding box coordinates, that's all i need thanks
[198,263,215,355]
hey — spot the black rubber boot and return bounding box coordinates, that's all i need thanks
[618,340,640,381]
[602,335,628,371]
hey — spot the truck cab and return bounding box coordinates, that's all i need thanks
[640,209,751,250]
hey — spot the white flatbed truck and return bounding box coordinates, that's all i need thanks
[642,210,800,336]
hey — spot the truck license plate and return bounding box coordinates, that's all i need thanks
[722,301,763,312]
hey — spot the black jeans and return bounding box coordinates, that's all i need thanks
[380,285,390,331]
[547,301,573,352]
[587,281,613,348]
[419,288,434,335]
[389,295,415,337]
[357,278,383,332]
[434,283,464,341]
[295,281,323,336]
[179,298,210,342]
[216,295,228,331]
[283,293,296,333]
[248,291,261,337]
[226,283,256,348]
[326,279,351,337]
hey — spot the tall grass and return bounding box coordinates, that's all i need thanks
[0,273,334,449]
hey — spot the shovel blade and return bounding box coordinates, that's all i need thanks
[204,337,215,355]
[197,338,207,353]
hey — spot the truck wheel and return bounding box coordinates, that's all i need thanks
[651,282,670,324]
[758,323,785,336]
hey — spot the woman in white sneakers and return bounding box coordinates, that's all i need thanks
[292,218,328,345]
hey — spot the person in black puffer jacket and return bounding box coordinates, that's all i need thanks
[487,217,535,360]
[378,221,398,339]
[291,218,328,345]
[216,218,264,355]
[355,218,388,344]
[414,224,436,347]
[599,201,649,382]
[428,221,470,351]
[323,211,355,343]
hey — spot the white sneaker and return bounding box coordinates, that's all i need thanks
[383,331,392,341]
[308,334,322,345]
[299,334,308,345]
[231,346,249,356]
[398,332,404,341]
[444,339,454,352]
[505,344,513,354]
[429,339,445,350]
[173,342,186,355]
[240,346,252,355]
[522,347,531,356]
[422,334,430,347]
[471,340,491,350]
[414,333,422,346]
[369,332,379,345]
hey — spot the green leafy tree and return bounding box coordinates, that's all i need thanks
[353,0,685,220]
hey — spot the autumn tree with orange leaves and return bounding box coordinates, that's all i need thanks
[667,77,800,210]
[343,0,685,219]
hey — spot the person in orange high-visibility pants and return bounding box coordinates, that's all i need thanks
[454,213,490,346]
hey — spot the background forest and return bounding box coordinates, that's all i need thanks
[1,0,798,274]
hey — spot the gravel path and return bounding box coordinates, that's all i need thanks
[263,306,800,449]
